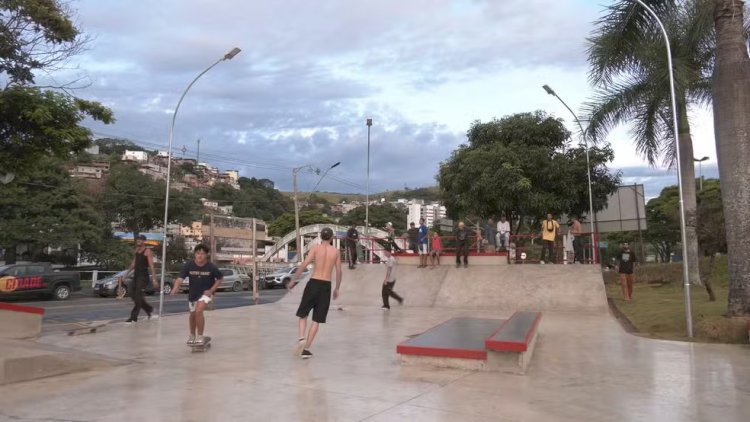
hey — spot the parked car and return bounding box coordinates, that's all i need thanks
[262,266,311,289]
[93,270,174,298]
[179,268,249,293]
[0,262,82,300]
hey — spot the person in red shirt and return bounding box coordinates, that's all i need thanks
[429,232,443,268]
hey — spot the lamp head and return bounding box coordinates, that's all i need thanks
[224,47,241,60]
[542,84,555,96]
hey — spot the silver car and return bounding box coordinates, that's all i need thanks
[93,270,174,297]
[180,268,249,293]
[262,266,311,289]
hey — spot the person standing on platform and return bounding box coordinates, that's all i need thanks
[430,231,443,268]
[540,213,560,264]
[454,221,472,268]
[569,216,583,264]
[417,218,429,268]
[616,242,637,301]
[345,223,359,269]
[407,222,419,254]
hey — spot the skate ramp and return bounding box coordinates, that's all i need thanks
[280,264,607,314]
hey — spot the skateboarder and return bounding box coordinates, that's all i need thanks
[381,246,403,309]
[170,244,223,346]
[287,227,342,359]
[121,234,159,323]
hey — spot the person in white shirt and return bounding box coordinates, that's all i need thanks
[496,216,511,250]
[381,247,403,310]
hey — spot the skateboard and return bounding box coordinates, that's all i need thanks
[190,336,212,352]
[67,320,110,336]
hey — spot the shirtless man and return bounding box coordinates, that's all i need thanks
[287,227,342,359]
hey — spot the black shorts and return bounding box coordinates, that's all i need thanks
[296,278,332,323]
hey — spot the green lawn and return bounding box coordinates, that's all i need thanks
[604,256,749,344]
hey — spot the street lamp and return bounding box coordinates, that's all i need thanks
[157,47,241,318]
[694,156,709,191]
[365,118,372,236]
[542,84,597,265]
[309,161,341,196]
[631,0,693,337]
[293,161,341,263]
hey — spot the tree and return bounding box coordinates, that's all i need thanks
[101,165,200,240]
[645,186,682,263]
[711,0,750,315]
[338,204,408,233]
[0,158,106,264]
[0,1,114,176]
[437,112,620,233]
[585,0,712,288]
[165,236,190,271]
[268,210,335,239]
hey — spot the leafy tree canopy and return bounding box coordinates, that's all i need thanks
[437,111,621,228]
[268,210,335,238]
[338,204,407,233]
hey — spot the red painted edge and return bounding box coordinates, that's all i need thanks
[485,312,542,352]
[0,301,45,315]
[396,344,487,360]
[393,252,508,257]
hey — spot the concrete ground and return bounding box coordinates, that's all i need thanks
[1,299,748,421]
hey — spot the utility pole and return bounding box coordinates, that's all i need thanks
[366,118,372,237]
[293,167,302,263]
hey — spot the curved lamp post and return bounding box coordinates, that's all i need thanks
[629,0,692,337]
[542,84,597,265]
[158,47,241,318]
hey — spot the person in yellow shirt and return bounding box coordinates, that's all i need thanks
[540,213,560,264]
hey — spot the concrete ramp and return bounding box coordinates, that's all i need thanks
[281,264,607,314]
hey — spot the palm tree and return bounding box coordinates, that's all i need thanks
[585,0,713,290]
[711,0,750,317]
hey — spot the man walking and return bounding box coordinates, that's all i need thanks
[381,246,403,310]
[540,213,560,264]
[288,227,342,359]
[346,223,359,269]
[121,234,159,323]
[454,221,471,268]
[616,242,637,301]
[417,218,429,268]
[496,216,510,250]
[569,216,583,263]
[170,244,224,346]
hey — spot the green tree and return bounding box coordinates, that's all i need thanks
[437,112,620,232]
[645,186,681,263]
[0,158,106,264]
[268,210,335,239]
[165,236,190,271]
[338,204,407,233]
[585,0,712,289]
[0,1,114,177]
[101,165,200,240]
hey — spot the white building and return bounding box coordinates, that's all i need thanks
[122,150,149,162]
[138,163,168,180]
[407,201,447,229]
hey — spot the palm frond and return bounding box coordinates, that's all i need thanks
[583,76,653,143]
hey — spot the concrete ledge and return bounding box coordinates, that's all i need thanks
[0,302,44,340]
[486,330,540,375]
[394,253,508,266]
[400,353,488,371]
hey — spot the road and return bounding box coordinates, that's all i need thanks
[13,288,288,334]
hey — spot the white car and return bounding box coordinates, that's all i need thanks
[262,266,311,289]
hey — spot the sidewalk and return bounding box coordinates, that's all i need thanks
[0,301,748,421]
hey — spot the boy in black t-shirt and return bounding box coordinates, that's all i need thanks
[171,244,223,345]
[616,243,637,301]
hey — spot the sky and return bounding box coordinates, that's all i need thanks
[59,0,719,199]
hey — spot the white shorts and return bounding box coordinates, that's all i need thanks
[418,244,429,255]
[188,295,212,312]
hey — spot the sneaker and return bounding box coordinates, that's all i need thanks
[124,318,136,324]
[398,298,404,306]
[295,337,306,356]
[187,335,196,345]
[301,349,313,359]
[194,336,205,345]
[381,306,390,311]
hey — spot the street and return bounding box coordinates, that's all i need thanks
[13,288,288,334]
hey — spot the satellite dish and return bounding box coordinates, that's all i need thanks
[0,173,15,185]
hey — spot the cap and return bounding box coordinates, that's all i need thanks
[136,234,147,240]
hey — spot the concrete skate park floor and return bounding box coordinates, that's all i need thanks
[1,300,749,421]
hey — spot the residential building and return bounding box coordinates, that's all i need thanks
[406,200,446,228]
[121,150,149,162]
[69,162,110,180]
[138,163,168,180]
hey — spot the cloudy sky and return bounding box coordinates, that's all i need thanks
[61,0,719,198]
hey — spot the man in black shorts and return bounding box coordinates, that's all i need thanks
[288,227,342,359]
[170,244,223,346]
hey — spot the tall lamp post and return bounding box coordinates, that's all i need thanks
[293,161,341,263]
[630,0,693,337]
[694,156,709,191]
[365,118,372,235]
[542,84,597,264]
[157,47,241,318]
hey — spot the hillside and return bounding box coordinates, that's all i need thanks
[283,186,441,203]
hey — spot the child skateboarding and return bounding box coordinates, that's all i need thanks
[171,244,223,347]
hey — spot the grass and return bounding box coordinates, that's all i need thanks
[604,255,750,344]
